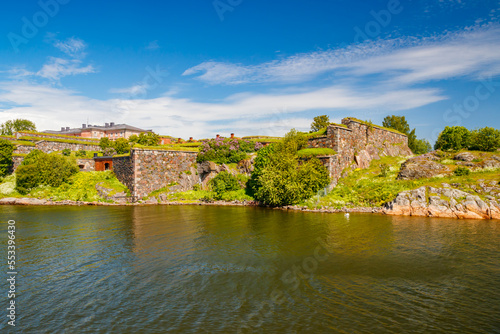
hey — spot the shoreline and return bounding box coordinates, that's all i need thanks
[2,196,499,220]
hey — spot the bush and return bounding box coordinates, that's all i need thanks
[16,152,79,194]
[454,166,470,176]
[469,127,500,152]
[379,163,390,177]
[197,137,256,164]
[136,132,160,146]
[249,130,330,206]
[209,171,241,199]
[434,126,471,151]
[0,139,14,177]
[99,137,113,150]
[114,138,130,154]
[103,147,117,156]
[62,148,71,156]
[76,150,87,157]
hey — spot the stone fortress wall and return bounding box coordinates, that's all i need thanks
[310,118,411,185]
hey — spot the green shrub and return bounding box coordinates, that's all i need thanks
[434,126,471,151]
[16,151,79,194]
[249,130,330,206]
[99,137,113,150]
[192,184,201,191]
[114,138,130,154]
[469,127,500,152]
[379,163,390,177]
[0,139,14,177]
[209,171,241,199]
[454,166,470,176]
[76,150,87,157]
[103,147,117,156]
[197,137,256,164]
[62,148,71,156]
[296,148,336,158]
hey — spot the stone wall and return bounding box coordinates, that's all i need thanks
[113,156,135,193]
[11,156,24,171]
[112,148,198,200]
[14,145,36,155]
[309,118,411,185]
[34,140,100,153]
[76,158,95,172]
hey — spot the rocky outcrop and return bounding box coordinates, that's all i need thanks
[383,184,500,219]
[397,154,450,180]
[454,152,475,162]
[95,183,129,204]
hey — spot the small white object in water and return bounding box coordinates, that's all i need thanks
[345,213,350,218]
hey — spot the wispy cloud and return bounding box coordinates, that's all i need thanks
[109,83,149,96]
[183,24,500,86]
[53,37,88,58]
[36,57,95,81]
[145,40,160,50]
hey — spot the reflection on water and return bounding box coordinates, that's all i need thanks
[0,205,499,333]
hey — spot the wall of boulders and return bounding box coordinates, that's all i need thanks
[16,132,99,143]
[34,140,100,153]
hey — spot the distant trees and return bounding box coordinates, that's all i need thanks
[0,139,15,177]
[310,115,330,132]
[383,115,431,155]
[0,119,36,135]
[435,126,500,152]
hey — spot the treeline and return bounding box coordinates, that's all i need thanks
[434,126,500,152]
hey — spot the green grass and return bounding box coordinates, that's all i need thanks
[12,140,36,146]
[162,189,253,202]
[18,136,100,146]
[303,154,500,209]
[18,131,100,142]
[344,117,406,136]
[302,127,328,139]
[30,171,129,202]
[297,148,337,158]
[133,144,199,152]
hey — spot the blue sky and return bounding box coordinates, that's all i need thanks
[1,0,500,141]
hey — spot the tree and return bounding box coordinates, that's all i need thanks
[412,138,432,155]
[0,119,36,135]
[383,115,429,155]
[128,134,139,143]
[310,115,330,132]
[0,139,14,177]
[249,129,330,206]
[114,138,130,154]
[137,132,160,146]
[434,126,471,151]
[469,127,500,152]
[99,137,113,150]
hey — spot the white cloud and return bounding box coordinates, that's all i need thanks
[183,24,500,86]
[109,84,149,96]
[0,81,446,139]
[53,37,87,58]
[36,57,95,81]
[145,40,160,50]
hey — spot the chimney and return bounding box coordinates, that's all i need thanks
[189,137,193,142]
[230,133,234,139]
[61,127,65,131]
[110,122,115,127]
[66,127,70,131]
[82,124,86,128]
[105,123,109,128]
[178,138,182,143]
[216,134,220,139]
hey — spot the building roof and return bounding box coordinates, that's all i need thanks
[44,123,152,134]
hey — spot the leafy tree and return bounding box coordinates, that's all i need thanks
[128,134,139,143]
[114,138,130,154]
[434,126,471,151]
[249,129,330,206]
[99,137,113,150]
[469,127,500,152]
[0,119,36,135]
[16,151,78,194]
[209,171,241,199]
[137,132,160,146]
[383,115,431,155]
[62,148,71,156]
[310,115,330,132]
[412,138,432,155]
[0,139,15,177]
